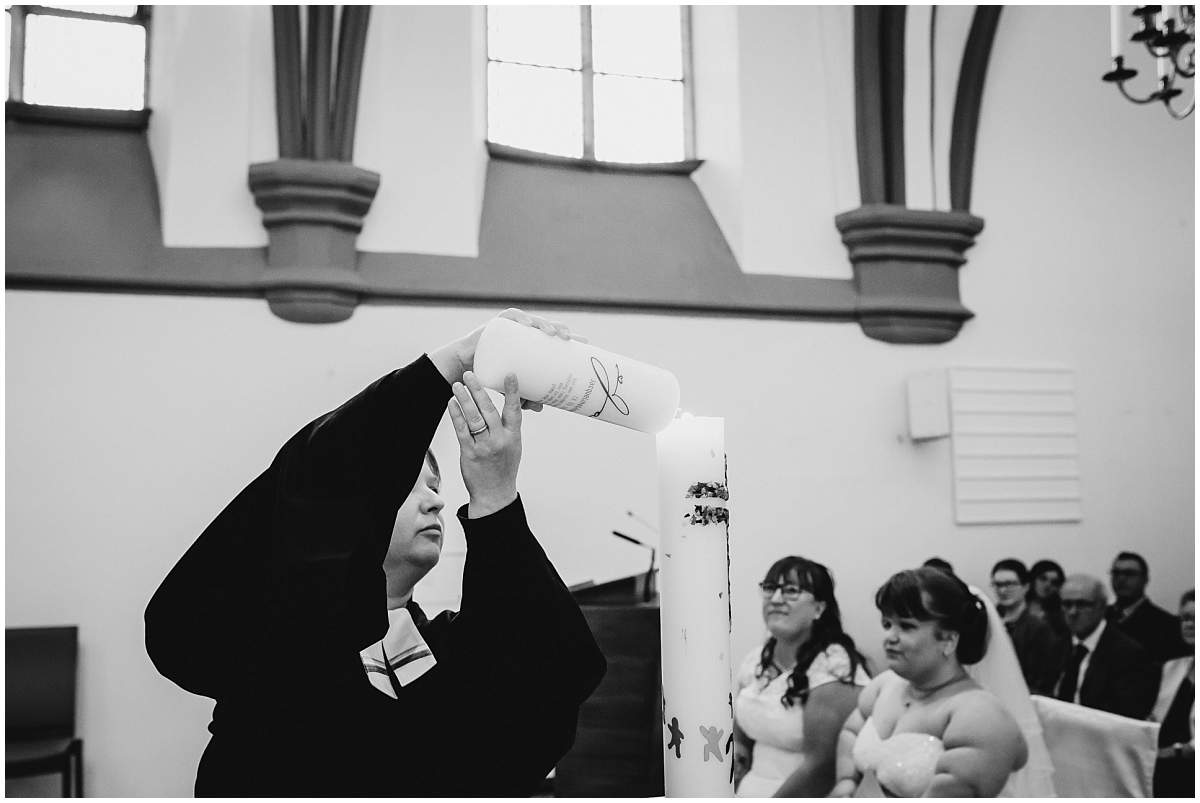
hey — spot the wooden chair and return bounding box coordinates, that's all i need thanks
[6,626,84,796]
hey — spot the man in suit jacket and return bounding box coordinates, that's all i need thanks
[1108,551,1189,663]
[1055,574,1160,720]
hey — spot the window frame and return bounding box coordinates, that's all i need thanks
[485,4,695,165]
[7,4,152,114]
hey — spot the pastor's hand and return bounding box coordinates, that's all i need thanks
[448,371,523,518]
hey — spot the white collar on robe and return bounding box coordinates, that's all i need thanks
[360,606,437,698]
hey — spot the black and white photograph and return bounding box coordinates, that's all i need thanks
[5,2,1195,798]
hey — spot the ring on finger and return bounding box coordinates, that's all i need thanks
[468,422,489,436]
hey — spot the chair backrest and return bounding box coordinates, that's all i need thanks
[1031,694,1160,797]
[5,626,79,740]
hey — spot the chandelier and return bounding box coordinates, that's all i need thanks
[1103,5,1195,119]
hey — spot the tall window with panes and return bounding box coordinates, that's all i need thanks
[6,4,148,110]
[486,5,691,164]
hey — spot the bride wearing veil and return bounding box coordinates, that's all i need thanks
[830,567,1056,797]
[965,584,1056,797]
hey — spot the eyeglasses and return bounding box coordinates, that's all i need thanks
[758,582,811,601]
[1060,599,1098,610]
[991,580,1022,590]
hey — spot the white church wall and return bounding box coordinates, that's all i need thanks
[5,4,1193,796]
[354,4,487,256]
[692,5,856,279]
[147,5,275,248]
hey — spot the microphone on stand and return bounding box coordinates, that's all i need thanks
[625,509,659,533]
[612,530,657,603]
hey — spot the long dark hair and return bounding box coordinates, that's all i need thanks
[1027,559,1065,607]
[874,567,989,665]
[756,556,866,708]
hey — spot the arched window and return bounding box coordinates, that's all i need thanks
[6,4,149,111]
[486,4,691,164]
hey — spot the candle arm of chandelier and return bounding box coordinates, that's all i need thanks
[1142,39,1174,58]
[1114,76,1168,104]
[1173,47,1195,76]
[1165,96,1196,118]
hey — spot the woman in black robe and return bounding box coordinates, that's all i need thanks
[145,309,606,796]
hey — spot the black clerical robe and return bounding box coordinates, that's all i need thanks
[144,355,606,796]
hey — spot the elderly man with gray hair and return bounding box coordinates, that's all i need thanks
[1053,573,1159,720]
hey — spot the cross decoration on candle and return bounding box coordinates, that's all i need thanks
[656,414,735,797]
[1102,5,1195,120]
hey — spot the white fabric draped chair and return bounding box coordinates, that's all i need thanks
[1031,694,1160,797]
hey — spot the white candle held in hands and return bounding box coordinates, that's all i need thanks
[472,316,680,434]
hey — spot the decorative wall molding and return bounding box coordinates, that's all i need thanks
[5,101,150,130]
[842,5,1001,345]
[7,6,1000,339]
[250,5,377,323]
[486,142,703,176]
[247,158,379,323]
[5,119,858,322]
[835,204,981,344]
[853,5,908,205]
[949,6,1002,212]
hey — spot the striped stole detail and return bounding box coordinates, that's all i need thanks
[360,607,437,698]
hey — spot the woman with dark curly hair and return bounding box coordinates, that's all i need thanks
[831,568,1031,797]
[732,556,869,797]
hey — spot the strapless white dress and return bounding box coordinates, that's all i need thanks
[852,718,944,797]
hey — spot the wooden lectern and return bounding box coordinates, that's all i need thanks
[554,572,664,797]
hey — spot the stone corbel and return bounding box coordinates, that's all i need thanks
[835,204,982,344]
[249,6,377,323]
[840,6,1001,344]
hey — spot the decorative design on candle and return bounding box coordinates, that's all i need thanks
[666,717,685,758]
[587,357,631,419]
[685,506,730,526]
[700,725,725,762]
[685,481,729,500]
[685,478,730,525]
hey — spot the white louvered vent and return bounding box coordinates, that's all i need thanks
[948,366,1082,525]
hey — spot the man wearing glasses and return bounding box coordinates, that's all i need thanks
[1055,574,1158,719]
[1107,551,1190,663]
[990,559,1062,695]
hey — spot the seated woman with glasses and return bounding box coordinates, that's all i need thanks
[732,556,869,797]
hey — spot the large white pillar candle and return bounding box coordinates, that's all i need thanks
[656,415,734,797]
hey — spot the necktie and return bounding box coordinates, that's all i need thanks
[360,607,437,699]
[1057,642,1089,703]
